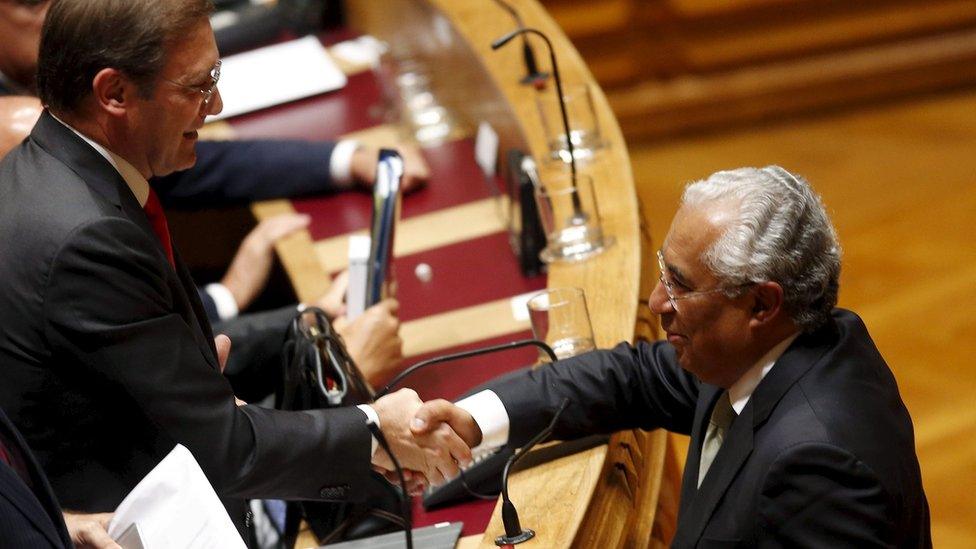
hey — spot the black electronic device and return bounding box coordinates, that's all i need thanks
[505,150,546,277]
[421,433,608,509]
[211,0,329,55]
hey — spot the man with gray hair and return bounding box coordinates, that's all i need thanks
[0,0,470,542]
[415,166,931,547]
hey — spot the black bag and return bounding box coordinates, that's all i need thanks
[275,307,404,547]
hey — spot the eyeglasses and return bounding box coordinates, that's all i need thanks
[163,59,221,108]
[656,250,747,312]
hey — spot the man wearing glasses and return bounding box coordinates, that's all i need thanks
[0,0,472,542]
[414,166,931,547]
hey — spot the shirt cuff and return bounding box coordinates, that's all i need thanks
[357,404,379,457]
[204,283,239,321]
[329,139,360,188]
[456,390,509,456]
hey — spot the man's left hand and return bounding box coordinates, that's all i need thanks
[62,511,121,549]
[351,144,430,193]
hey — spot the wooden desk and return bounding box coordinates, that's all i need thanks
[209,1,681,546]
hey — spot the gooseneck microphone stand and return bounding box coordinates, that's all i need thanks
[375,339,557,399]
[495,398,570,545]
[490,0,550,87]
[491,28,586,222]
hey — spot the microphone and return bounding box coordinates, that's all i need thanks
[495,397,571,546]
[492,28,586,223]
[374,339,557,399]
[490,0,549,87]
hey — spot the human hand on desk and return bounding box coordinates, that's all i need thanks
[333,298,404,387]
[370,389,473,487]
[350,143,430,193]
[220,213,311,312]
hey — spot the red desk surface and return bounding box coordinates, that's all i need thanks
[227,34,544,538]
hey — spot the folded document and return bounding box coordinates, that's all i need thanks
[107,444,246,549]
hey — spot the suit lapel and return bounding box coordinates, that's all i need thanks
[674,385,754,545]
[30,110,219,370]
[671,322,838,546]
[0,411,70,547]
[677,385,721,519]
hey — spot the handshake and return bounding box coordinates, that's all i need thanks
[368,389,484,493]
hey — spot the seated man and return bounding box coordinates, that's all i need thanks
[0,0,469,540]
[416,166,932,547]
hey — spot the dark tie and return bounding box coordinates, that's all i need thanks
[143,188,175,268]
[698,391,736,488]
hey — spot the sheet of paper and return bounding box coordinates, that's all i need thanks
[213,35,348,120]
[107,444,246,549]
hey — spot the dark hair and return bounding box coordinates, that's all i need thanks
[12,1,50,6]
[37,0,213,114]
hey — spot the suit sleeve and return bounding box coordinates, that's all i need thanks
[757,442,895,547]
[41,217,371,501]
[213,305,297,403]
[153,140,340,209]
[486,340,700,447]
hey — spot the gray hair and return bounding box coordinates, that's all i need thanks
[681,166,841,332]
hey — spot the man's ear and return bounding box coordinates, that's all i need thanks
[749,281,785,326]
[90,68,131,117]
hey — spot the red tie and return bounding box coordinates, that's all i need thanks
[143,188,175,268]
[0,434,32,487]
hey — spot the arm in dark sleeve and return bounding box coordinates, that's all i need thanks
[757,442,895,547]
[42,218,371,501]
[154,139,340,209]
[213,305,296,403]
[487,340,700,447]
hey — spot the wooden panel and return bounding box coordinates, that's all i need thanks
[538,0,976,139]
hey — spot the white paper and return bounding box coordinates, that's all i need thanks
[475,121,499,178]
[346,235,371,321]
[213,35,347,120]
[107,444,246,549]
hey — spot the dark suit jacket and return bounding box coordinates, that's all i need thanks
[487,309,930,548]
[0,407,72,549]
[215,305,298,403]
[0,111,371,537]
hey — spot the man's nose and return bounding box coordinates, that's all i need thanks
[205,87,223,117]
[647,277,675,315]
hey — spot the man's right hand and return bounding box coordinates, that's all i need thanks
[411,399,482,448]
[369,389,473,486]
[221,213,311,312]
[333,298,404,387]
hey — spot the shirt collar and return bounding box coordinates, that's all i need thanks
[728,332,800,415]
[49,113,150,207]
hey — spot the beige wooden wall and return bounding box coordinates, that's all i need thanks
[541,0,976,140]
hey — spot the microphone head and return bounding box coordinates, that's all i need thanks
[491,28,523,50]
